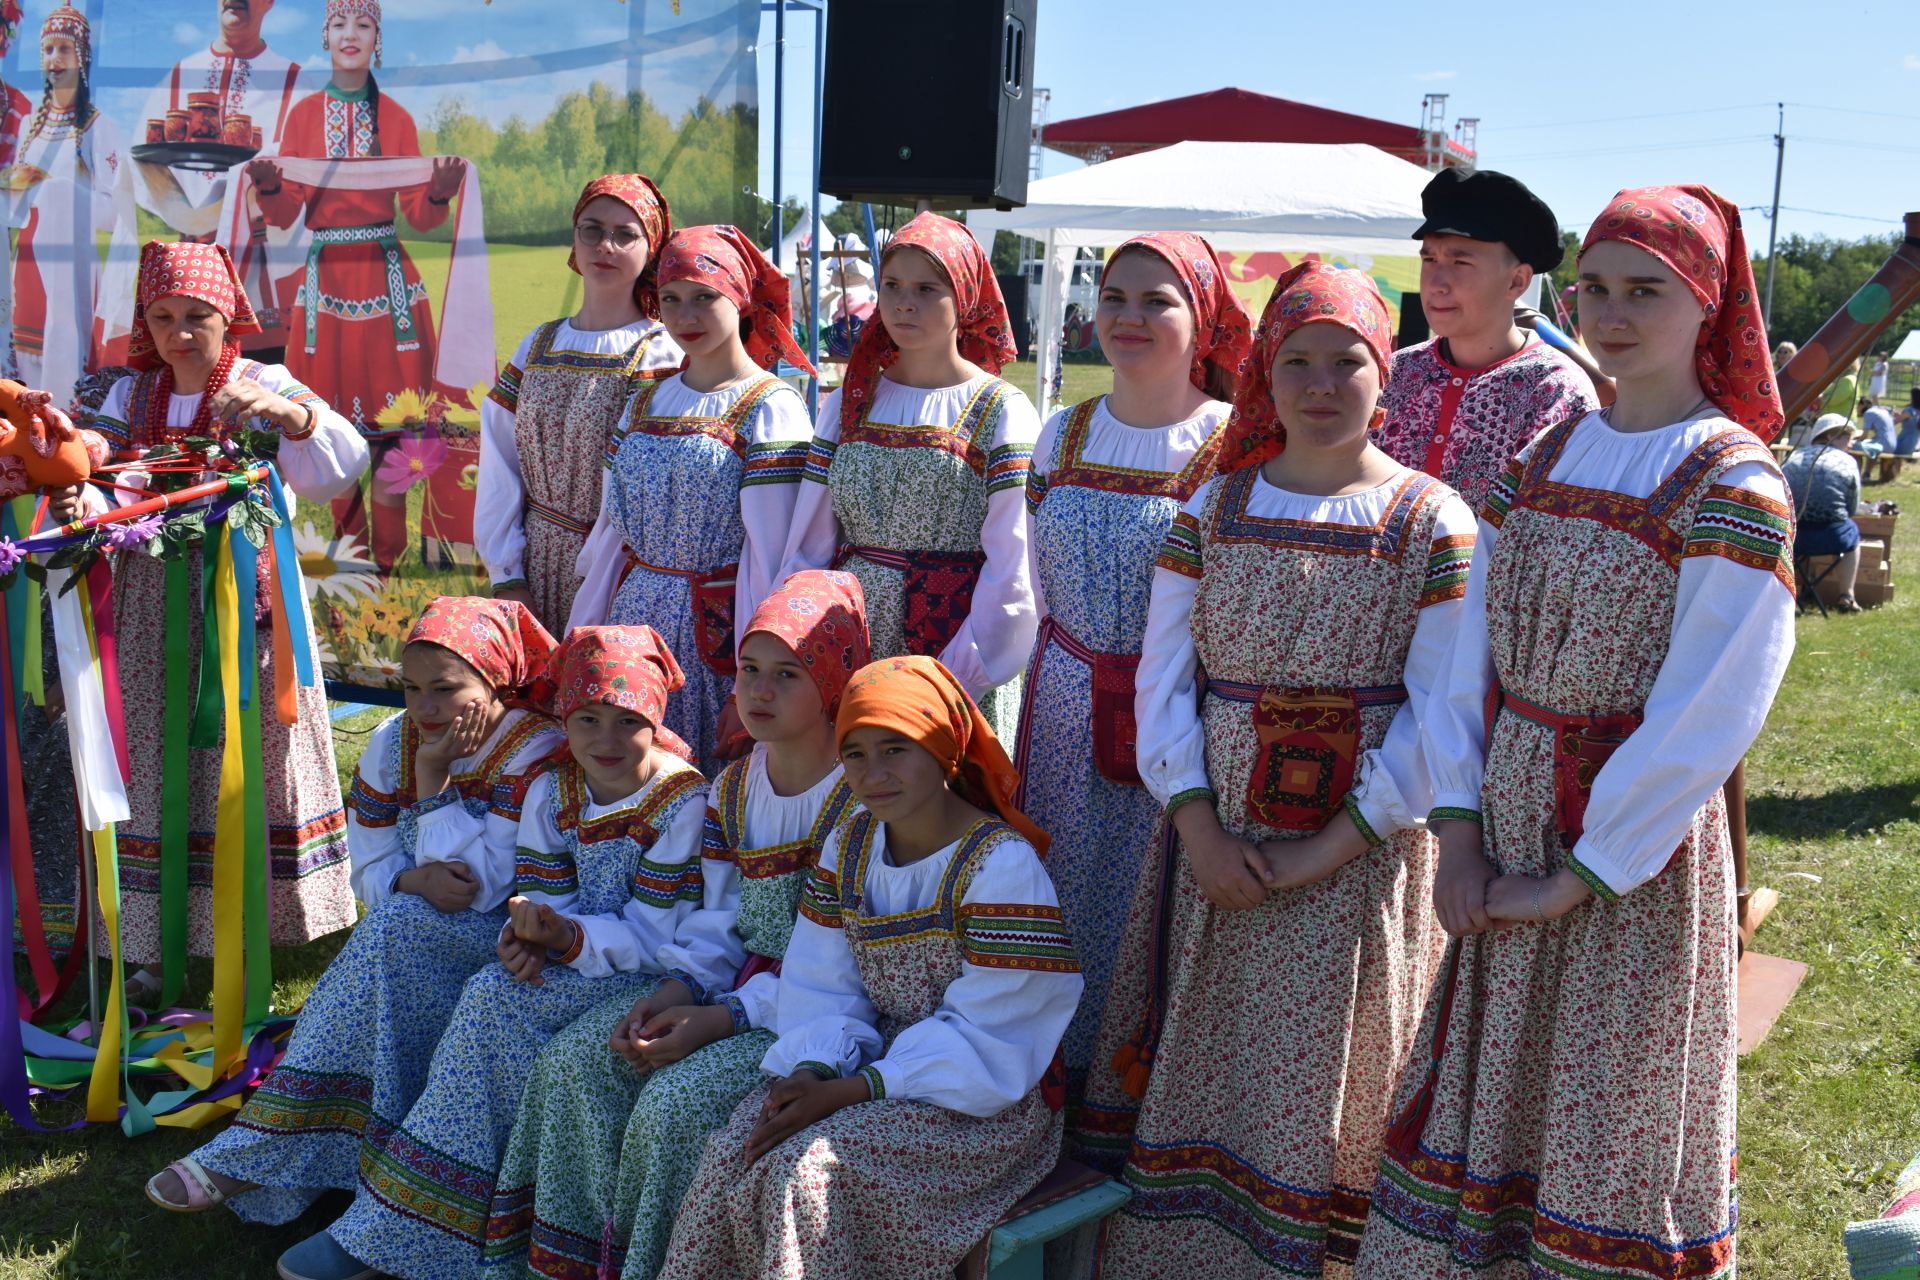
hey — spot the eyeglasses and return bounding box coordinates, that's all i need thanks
[574,223,645,250]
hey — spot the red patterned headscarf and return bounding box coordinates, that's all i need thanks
[129,241,261,370]
[539,624,693,763]
[1104,232,1253,397]
[840,212,1017,431]
[1219,261,1395,474]
[741,569,871,718]
[659,224,818,377]
[569,174,673,319]
[836,655,1047,856]
[1580,184,1783,442]
[405,596,559,707]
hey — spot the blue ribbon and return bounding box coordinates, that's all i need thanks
[266,467,316,689]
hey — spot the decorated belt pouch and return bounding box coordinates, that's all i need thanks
[1090,651,1143,787]
[689,565,739,677]
[1552,713,1642,847]
[899,550,985,658]
[1245,686,1360,832]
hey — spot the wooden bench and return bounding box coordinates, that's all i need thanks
[960,1157,1132,1279]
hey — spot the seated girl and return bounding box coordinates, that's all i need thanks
[656,655,1082,1280]
[486,569,871,1279]
[276,626,740,1280]
[144,597,563,1225]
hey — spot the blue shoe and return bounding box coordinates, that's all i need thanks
[276,1230,377,1280]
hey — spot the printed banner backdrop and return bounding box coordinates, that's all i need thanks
[0,0,758,692]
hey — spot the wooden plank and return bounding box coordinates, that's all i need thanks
[1738,951,1808,1056]
[989,1180,1132,1268]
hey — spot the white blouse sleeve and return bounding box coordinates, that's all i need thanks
[652,799,748,1003]
[567,467,622,632]
[346,714,409,907]
[1570,462,1795,897]
[474,329,538,586]
[552,777,714,980]
[1023,406,1067,624]
[939,388,1041,696]
[254,364,367,502]
[734,384,817,642]
[728,971,782,1033]
[777,389,845,581]
[412,717,561,913]
[864,840,1082,1116]
[763,829,884,1080]
[1348,493,1477,840]
[1134,484,1212,810]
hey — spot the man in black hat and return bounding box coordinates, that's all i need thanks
[1373,167,1598,512]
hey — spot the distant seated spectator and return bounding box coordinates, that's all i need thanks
[1784,413,1865,611]
[1861,397,1898,454]
[1821,358,1860,422]
[1899,388,1920,456]
[1772,340,1798,370]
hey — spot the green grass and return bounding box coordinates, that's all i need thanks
[1,450,1915,1278]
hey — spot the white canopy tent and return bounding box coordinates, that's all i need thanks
[1890,329,1920,363]
[967,140,1434,409]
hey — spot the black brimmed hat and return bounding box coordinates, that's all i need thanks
[1413,168,1563,273]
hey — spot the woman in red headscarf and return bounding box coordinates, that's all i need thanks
[51,239,368,1001]
[780,211,1041,745]
[147,595,563,1223]
[658,653,1081,1280]
[569,223,818,772]
[1359,185,1789,1280]
[1014,231,1250,1116]
[1356,187,1795,1280]
[476,173,683,631]
[1081,262,1474,1278]
[489,568,870,1280]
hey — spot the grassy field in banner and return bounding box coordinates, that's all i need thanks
[1,459,1916,1278]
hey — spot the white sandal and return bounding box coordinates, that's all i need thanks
[144,1156,240,1213]
[124,966,163,1003]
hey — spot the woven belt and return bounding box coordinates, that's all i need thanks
[1205,678,1408,708]
[304,221,414,354]
[524,498,592,536]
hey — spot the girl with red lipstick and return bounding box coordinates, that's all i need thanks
[145,597,563,1233]
[247,0,465,573]
[658,654,1081,1280]
[1357,187,1795,1280]
[570,225,818,772]
[490,569,870,1280]
[477,174,683,632]
[780,211,1041,744]
[1015,232,1249,1118]
[1085,263,1472,1278]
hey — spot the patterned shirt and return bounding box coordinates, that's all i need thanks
[1373,336,1598,514]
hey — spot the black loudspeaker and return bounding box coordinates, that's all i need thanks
[820,0,1036,210]
[996,272,1031,359]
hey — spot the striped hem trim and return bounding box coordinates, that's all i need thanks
[1343,794,1382,848]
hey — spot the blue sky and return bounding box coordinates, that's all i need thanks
[752,0,1919,247]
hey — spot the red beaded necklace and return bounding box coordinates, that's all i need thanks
[142,342,241,449]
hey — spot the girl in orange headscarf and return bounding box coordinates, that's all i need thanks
[569,224,819,772]
[658,654,1082,1280]
[476,174,684,631]
[1081,261,1475,1278]
[1015,231,1250,1112]
[780,211,1042,745]
[1358,185,1795,1280]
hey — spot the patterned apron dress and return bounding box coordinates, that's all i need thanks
[1358,423,1781,1280]
[194,710,556,1225]
[103,364,352,962]
[1015,396,1219,1105]
[658,814,1063,1280]
[604,376,786,770]
[1083,469,1451,1278]
[828,378,1025,741]
[327,762,703,1280]
[484,769,859,1280]
[489,319,673,631]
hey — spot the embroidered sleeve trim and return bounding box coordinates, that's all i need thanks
[551,919,585,965]
[1025,467,1048,515]
[958,902,1081,973]
[1156,511,1205,579]
[796,1059,838,1081]
[741,440,812,488]
[720,993,751,1034]
[664,967,710,1005]
[1566,851,1621,903]
[629,854,705,910]
[1420,532,1475,608]
[1343,794,1383,848]
[348,767,401,828]
[1166,786,1215,816]
[410,786,461,818]
[1684,484,1796,594]
[487,360,524,412]
[1427,806,1482,824]
[985,443,1034,495]
[796,864,843,928]
[1480,461,1523,530]
[800,437,836,485]
[513,846,578,897]
[858,1064,887,1100]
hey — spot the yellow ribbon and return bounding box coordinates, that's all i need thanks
[209,535,247,1082]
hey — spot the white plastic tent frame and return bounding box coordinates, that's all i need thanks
[967,140,1433,410]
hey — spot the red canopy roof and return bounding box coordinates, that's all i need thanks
[1042,87,1473,168]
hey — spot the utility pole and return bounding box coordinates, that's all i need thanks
[1764,102,1785,326]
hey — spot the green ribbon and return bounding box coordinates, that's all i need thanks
[159,556,193,1010]
[190,549,221,748]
